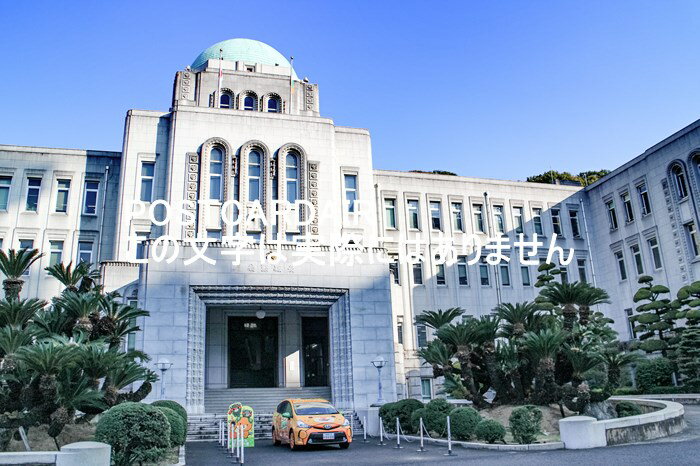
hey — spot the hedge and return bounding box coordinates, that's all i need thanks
[635,358,674,392]
[151,400,188,424]
[156,406,187,446]
[379,399,424,433]
[615,401,642,418]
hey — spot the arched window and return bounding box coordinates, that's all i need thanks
[244,95,255,111]
[286,153,299,203]
[267,97,280,113]
[209,147,223,201]
[672,164,689,199]
[220,92,232,109]
[248,150,262,201]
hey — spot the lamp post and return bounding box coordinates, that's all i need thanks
[156,358,173,399]
[371,356,386,405]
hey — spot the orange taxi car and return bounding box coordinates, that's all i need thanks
[272,398,352,450]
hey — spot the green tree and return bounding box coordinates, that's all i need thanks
[524,328,568,404]
[0,249,43,301]
[631,276,676,354]
[415,308,464,330]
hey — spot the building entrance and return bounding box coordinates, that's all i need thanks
[302,316,329,387]
[228,316,278,388]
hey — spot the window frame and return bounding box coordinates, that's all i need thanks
[636,182,652,216]
[605,200,619,230]
[49,240,64,268]
[647,236,663,270]
[493,205,505,234]
[248,150,263,202]
[451,202,464,232]
[384,198,397,229]
[621,191,634,223]
[550,207,562,236]
[630,243,644,275]
[577,258,588,283]
[25,177,42,212]
[614,250,627,280]
[83,180,100,215]
[429,200,442,231]
[568,209,581,238]
[457,256,469,286]
[520,265,531,286]
[412,261,423,285]
[209,146,224,202]
[472,203,485,234]
[343,174,358,213]
[0,176,11,211]
[77,241,93,264]
[139,162,155,203]
[671,164,689,200]
[687,222,700,257]
[513,206,524,234]
[532,207,544,236]
[435,262,446,286]
[407,199,420,230]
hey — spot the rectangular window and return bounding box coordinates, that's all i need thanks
[637,183,652,216]
[420,378,432,400]
[551,208,562,235]
[521,266,531,286]
[49,241,63,267]
[83,180,99,215]
[412,262,423,284]
[140,162,155,202]
[479,257,490,286]
[606,200,618,230]
[407,199,420,229]
[499,263,511,286]
[577,258,588,283]
[532,208,544,235]
[209,149,223,201]
[417,324,428,348]
[135,232,148,260]
[26,177,41,211]
[0,176,11,211]
[127,298,138,350]
[630,244,644,275]
[626,309,636,339]
[513,206,524,234]
[457,256,468,285]
[55,179,70,213]
[207,230,222,240]
[429,201,442,230]
[397,320,404,345]
[451,202,464,232]
[621,192,634,223]
[19,239,34,276]
[648,237,663,270]
[615,251,627,280]
[559,267,569,284]
[435,263,446,285]
[472,203,485,233]
[344,174,357,213]
[78,241,93,264]
[569,209,581,238]
[389,258,400,285]
[384,198,396,229]
[493,205,505,234]
[687,223,700,257]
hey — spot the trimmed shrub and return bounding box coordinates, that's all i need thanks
[156,406,187,446]
[636,358,674,392]
[615,401,642,418]
[509,405,542,444]
[475,419,506,444]
[449,407,481,440]
[378,402,396,432]
[410,407,428,433]
[95,402,170,466]
[379,399,424,433]
[613,387,641,396]
[152,400,188,424]
[420,399,452,435]
[646,385,688,394]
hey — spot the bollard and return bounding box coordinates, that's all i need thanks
[378,419,385,446]
[219,419,223,447]
[417,417,427,452]
[239,424,245,464]
[394,417,403,449]
[363,416,369,443]
[444,415,456,456]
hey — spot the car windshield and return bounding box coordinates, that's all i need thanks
[294,403,339,415]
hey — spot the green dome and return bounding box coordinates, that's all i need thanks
[191,38,298,80]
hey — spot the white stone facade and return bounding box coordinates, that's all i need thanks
[0,39,697,411]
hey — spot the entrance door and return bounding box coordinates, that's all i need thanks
[302,316,330,387]
[228,316,278,388]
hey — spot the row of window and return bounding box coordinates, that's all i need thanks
[0,175,100,215]
[612,235,664,281]
[604,181,652,231]
[12,238,94,276]
[218,91,281,113]
[383,198,580,238]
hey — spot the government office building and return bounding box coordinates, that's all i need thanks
[0,39,698,415]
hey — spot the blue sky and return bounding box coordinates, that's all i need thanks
[2,1,700,180]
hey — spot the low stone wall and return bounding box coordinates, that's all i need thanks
[559,397,685,449]
[0,441,110,465]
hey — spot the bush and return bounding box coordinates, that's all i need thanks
[151,400,188,424]
[410,407,428,433]
[613,387,641,396]
[509,405,542,444]
[379,399,424,433]
[636,358,674,392]
[411,399,452,435]
[615,401,642,418]
[449,407,481,440]
[475,419,506,444]
[646,385,688,394]
[95,402,170,466]
[156,406,186,446]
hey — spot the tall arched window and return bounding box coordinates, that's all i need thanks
[244,95,255,111]
[672,164,689,199]
[286,153,299,203]
[267,97,280,113]
[220,92,232,109]
[209,147,223,201]
[248,150,262,201]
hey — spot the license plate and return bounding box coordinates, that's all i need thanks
[323,433,335,440]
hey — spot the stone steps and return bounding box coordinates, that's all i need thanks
[204,386,332,414]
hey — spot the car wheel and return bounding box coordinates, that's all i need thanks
[272,428,281,446]
[289,430,296,450]
[339,442,350,449]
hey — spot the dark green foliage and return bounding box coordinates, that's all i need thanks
[635,358,674,392]
[151,400,188,424]
[613,387,641,396]
[421,399,452,434]
[615,401,642,418]
[526,169,609,187]
[509,405,542,444]
[474,419,506,444]
[95,402,171,466]
[410,407,428,433]
[156,406,186,446]
[632,276,677,356]
[677,326,700,390]
[448,407,481,440]
[379,399,424,433]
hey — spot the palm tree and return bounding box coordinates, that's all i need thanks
[539,282,588,331]
[437,322,483,406]
[473,315,510,402]
[55,291,102,334]
[494,301,540,339]
[524,327,568,404]
[97,297,149,348]
[0,298,46,329]
[417,340,453,378]
[601,350,642,389]
[45,262,100,294]
[497,341,526,401]
[0,249,43,301]
[415,308,464,330]
[575,284,610,326]
[564,346,603,387]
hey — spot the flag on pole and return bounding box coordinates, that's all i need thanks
[217,48,223,107]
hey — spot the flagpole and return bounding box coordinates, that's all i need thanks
[289,56,294,113]
[217,48,223,108]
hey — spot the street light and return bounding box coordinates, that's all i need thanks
[371,356,386,406]
[156,358,173,399]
